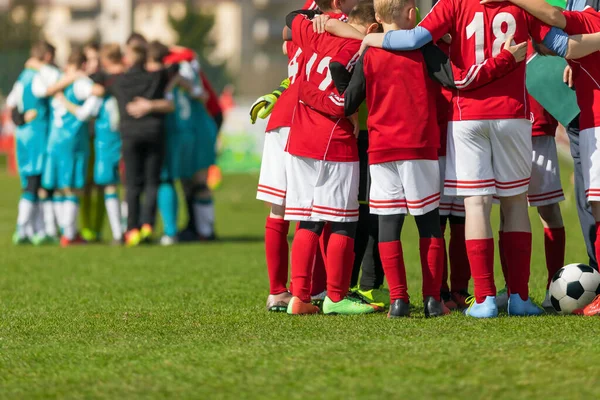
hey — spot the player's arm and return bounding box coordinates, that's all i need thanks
[176,62,208,102]
[481,0,566,29]
[566,31,600,59]
[57,93,102,121]
[317,17,365,41]
[249,78,290,124]
[6,82,27,126]
[344,51,367,117]
[284,9,322,40]
[298,82,345,118]
[126,96,175,119]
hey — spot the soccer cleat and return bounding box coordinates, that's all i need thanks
[12,232,31,246]
[495,287,509,310]
[323,296,377,315]
[542,291,555,312]
[177,228,199,243]
[441,291,458,310]
[311,290,327,307]
[424,296,451,318]
[357,287,390,308]
[450,289,471,310]
[507,294,544,316]
[60,235,87,248]
[160,235,177,246]
[81,228,98,242]
[32,234,59,246]
[286,296,320,315]
[464,296,499,318]
[140,224,153,243]
[125,229,142,247]
[388,299,411,318]
[111,238,124,246]
[267,292,292,312]
[581,294,600,316]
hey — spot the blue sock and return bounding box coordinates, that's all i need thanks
[158,183,178,237]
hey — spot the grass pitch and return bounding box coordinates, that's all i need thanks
[1,161,600,399]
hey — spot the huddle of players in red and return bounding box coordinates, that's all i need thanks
[254,0,600,317]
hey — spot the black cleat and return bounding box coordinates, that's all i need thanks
[388,299,410,318]
[424,296,450,318]
[177,228,199,243]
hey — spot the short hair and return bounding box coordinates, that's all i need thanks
[349,0,378,27]
[147,40,170,63]
[30,41,51,60]
[100,43,123,64]
[374,0,414,24]
[315,0,334,12]
[84,42,100,53]
[67,47,87,68]
[127,32,147,47]
[128,42,148,65]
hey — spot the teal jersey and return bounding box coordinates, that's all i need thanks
[14,68,50,141]
[95,96,121,155]
[48,78,92,153]
[174,87,195,134]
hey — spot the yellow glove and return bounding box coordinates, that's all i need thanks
[249,78,291,124]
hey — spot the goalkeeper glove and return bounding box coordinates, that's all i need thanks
[249,78,291,124]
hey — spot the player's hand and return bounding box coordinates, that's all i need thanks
[564,65,574,88]
[349,113,360,138]
[504,36,528,62]
[441,34,452,45]
[249,94,278,124]
[360,33,385,56]
[54,92,65,101]
[480,0,505,4]
[126,97,153,119]
[312,14,330,34]
[24,110,38,123]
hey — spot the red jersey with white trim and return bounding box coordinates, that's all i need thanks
[420,0,551,121]
[562,8,600,131]
[287,14,360,162]
[303,0,319,10]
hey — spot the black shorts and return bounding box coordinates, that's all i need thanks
[358,130,370,204]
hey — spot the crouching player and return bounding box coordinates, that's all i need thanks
[345,0,446,318]
[43,49,98,246]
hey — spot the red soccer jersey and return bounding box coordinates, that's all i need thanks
[287,14,360,162]
[562,8,600,131]
[420,0,551,121]
[529,93,558,137]
[303,0,318,10]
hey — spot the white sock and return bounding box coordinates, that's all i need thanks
[33,202,45,236]
[105,193,122,240]
[53,198,64,232]
[193,201,215,237]
[43,200,57,237]
[63,197,79,240]
[120,201,128,232]
[17,196,36,238]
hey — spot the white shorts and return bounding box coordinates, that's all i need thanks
[445,119,532,197]
[285,155,359,222]
[438,156,465,217]
[581,127,600,202]
[528,135,564,207]
[369,160,440,216]
[256,127,289,206]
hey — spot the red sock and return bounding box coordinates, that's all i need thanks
[265,217,290,295]
[379,241,408,301]
[291,229,319,303]
[326,233,355,302]
[595,223,600,270]
[311,244,327,296]
[466,239,495,303]
[503,231,532,301]
[420,238,445,301]
[449,223,470,292]
[544,227,565,289]
[441,224,450,293]
[498,231,508,289]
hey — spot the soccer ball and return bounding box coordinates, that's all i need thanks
[549,263,600,314]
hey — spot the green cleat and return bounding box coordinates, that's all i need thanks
[81,228,98,242]
[357,287,390,308]
[12,232,31,246]
[323,296,378,315]
[32,234,59,246]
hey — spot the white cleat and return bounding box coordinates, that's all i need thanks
[160,235,177,246]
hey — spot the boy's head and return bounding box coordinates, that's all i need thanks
[374,0,417,29]
[147,40,169,65]
[126,32,147,47]
[348,0,382,34]
[100,43,123,69]
[316,0,360,15]
[31,41,55,64]
[66,47,87,72]
[84,42,100,74]
[125,42,147,67]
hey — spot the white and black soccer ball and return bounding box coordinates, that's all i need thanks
[549,263,600,314]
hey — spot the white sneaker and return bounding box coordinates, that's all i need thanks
[160,235,177,246]
[496,287,509,310]
[542,291,554,311]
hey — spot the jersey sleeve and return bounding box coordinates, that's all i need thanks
[32,65,61,98]
[291,14,317,51]
[299,81,345,118]
[563,10,592,34]
[73,78,93,101]
[329,43,361,94]
[453,49,518,91]
[527,14,553,43]
[6,81,23,110]
[418,0,454,43]
[344,51,367,117]
[75,96,103,121]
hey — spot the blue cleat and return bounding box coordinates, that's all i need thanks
[464,296,499,318]
[507,294,544,316]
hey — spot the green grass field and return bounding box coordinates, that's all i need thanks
[1,158,600,399]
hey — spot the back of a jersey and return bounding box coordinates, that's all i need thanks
[421,0,550,121]
[18,69,50,135]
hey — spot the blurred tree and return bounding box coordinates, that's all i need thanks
[169,0,230,93]
[0,0,41,96]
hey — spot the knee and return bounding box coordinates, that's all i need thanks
[25,175,42,199]
[415,209,443,238]
[538,203,564,228]
[378,214,405,242]
[298,221,325,235]
[192,183,211,199]
[330,221,357,238]
[105,185,117,195]
[499,193,528,215]
[270,203,285,218]
[464,195,493,214]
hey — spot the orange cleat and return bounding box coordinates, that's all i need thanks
[581,294,600,316]
[60,235,87,248]
[286,296,320,315]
